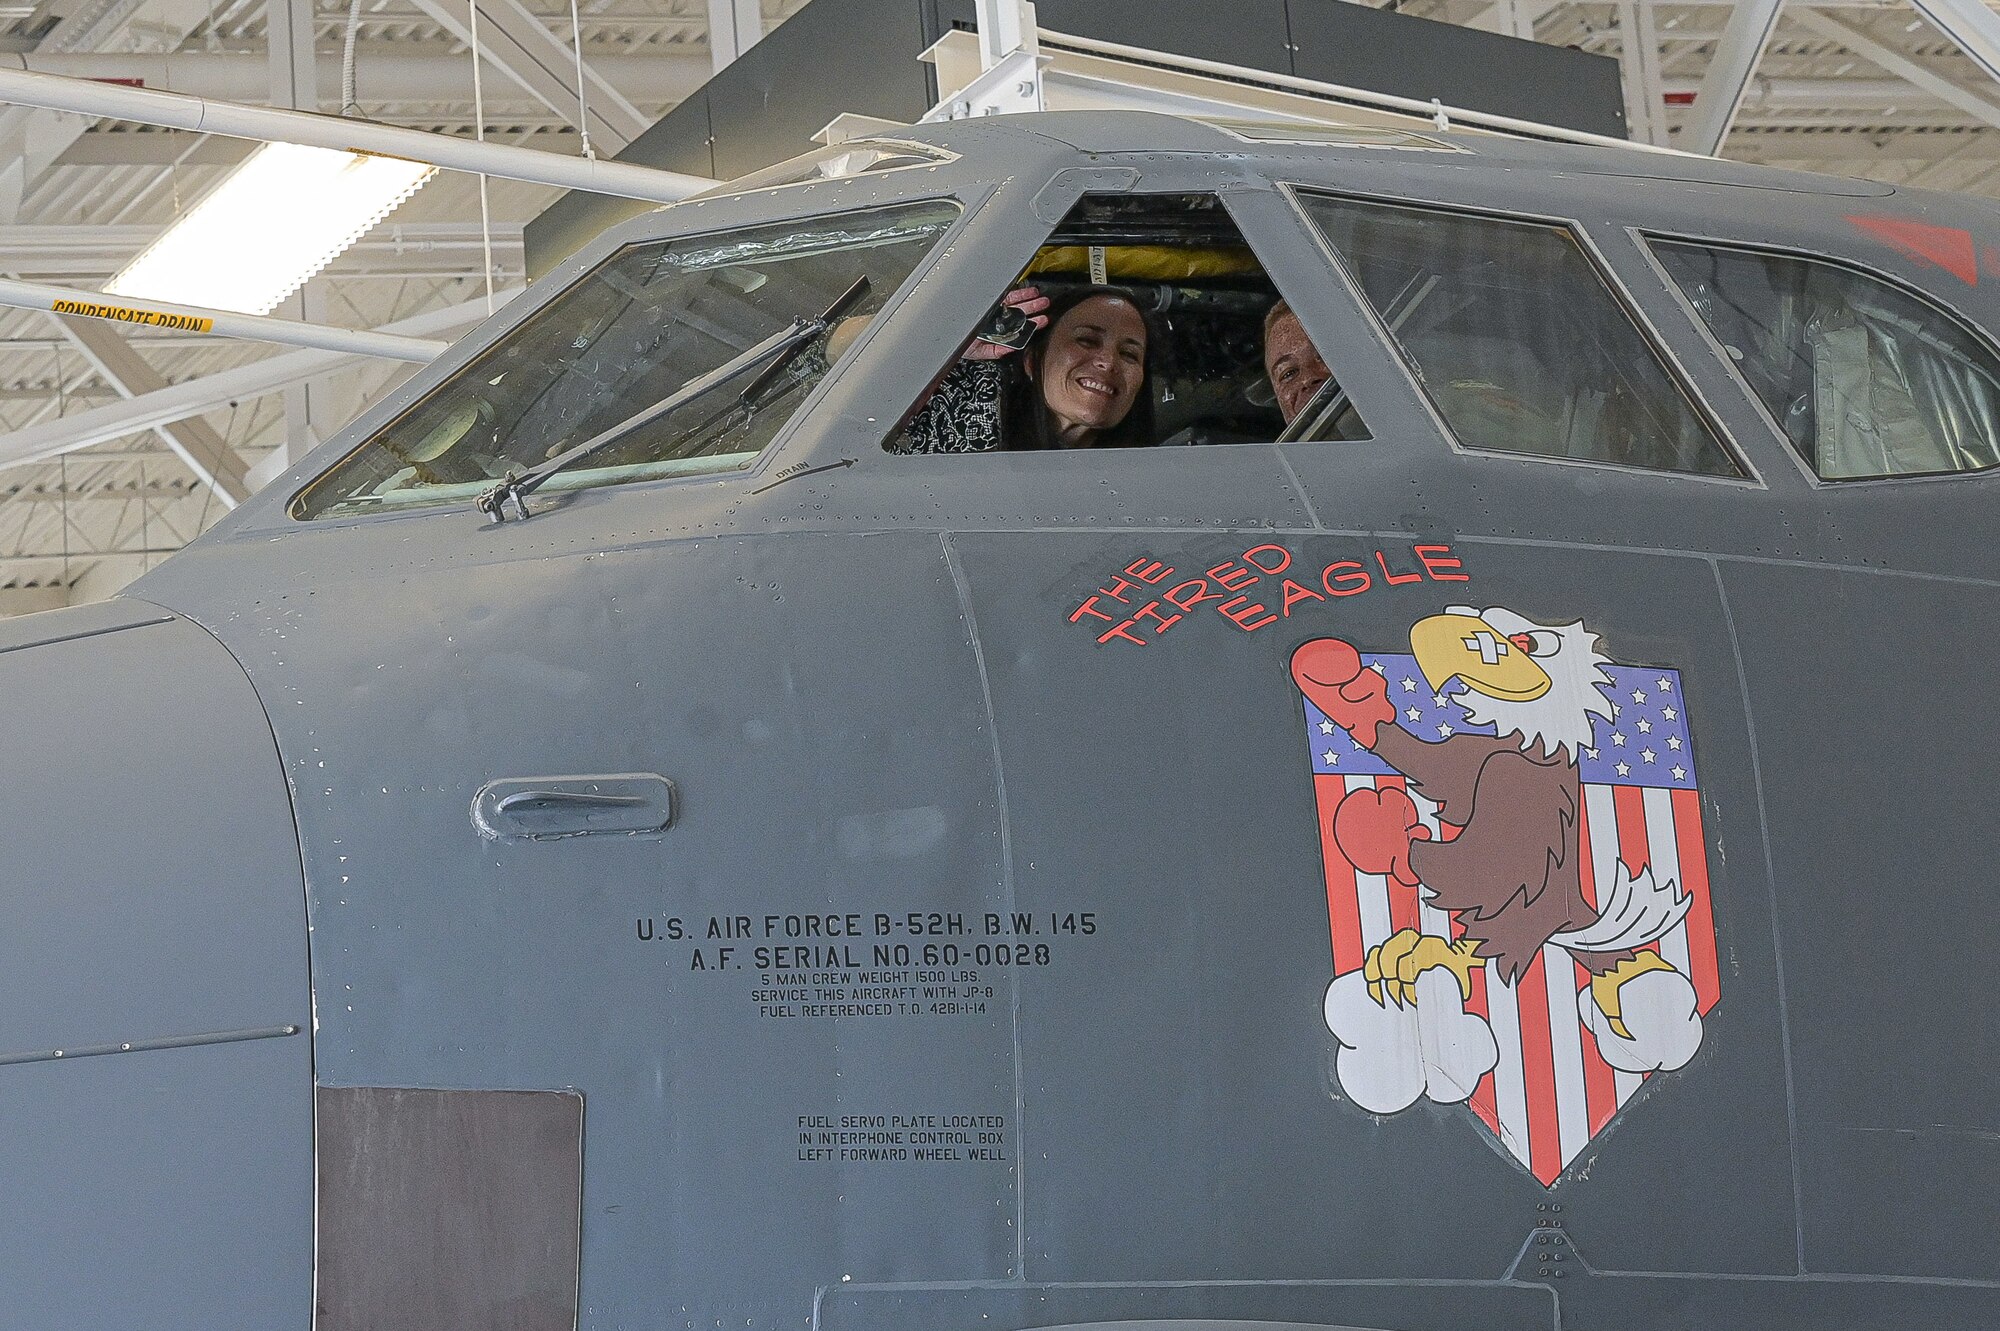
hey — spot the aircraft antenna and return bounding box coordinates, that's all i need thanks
[468,0,497,316]
[569,0,596,161]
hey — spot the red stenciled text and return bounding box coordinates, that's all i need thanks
[1066,542,1470,647]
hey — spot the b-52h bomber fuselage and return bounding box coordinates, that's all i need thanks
[5,112,1998,1330]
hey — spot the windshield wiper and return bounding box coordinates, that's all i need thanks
[475,275,870,523]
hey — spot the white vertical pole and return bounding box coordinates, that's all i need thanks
[270,0,330,467]
[1685,0,1784,155]
[708,0,766,73]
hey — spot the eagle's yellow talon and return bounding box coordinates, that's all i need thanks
[1591,951,1678,1041]
[1362,929,1486,1007]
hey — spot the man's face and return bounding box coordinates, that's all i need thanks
[1265,312,1331,424]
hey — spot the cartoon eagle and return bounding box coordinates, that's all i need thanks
[1291,606,1699,1074]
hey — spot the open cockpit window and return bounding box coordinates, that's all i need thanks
[1297,192,1743,478]
[875,192,1369,455]
[292,201,959,520]
[1649,238,2000,480]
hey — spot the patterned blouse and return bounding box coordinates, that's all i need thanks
[888,360,1005,455]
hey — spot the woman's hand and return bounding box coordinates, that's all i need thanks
[963,285,1051,360]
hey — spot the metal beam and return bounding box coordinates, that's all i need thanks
[400,0,650,152]
[0,222,528,283]
[268,0,332,477]
[0,386,118,401]
[1903,130,1998,184]
[6,51,707,109]
[0,288,520,468]
[990,28,1687,155]
[3,483,199,501]
[1685,0,1785,154]
[1907,0,2000,87]
[0,584,71,615]
[52,124,581,169]
[0,0,165,220]
[54,315,250,506]
[53,132,247,168]
[1468,0,1555,40]
[0,276,448,361]
[0,67,713,201]
[2,480,200,500]
[706,0,765,72]
[1617,0,1669,146]
[0,221,525,256]
[267,0,319,111]
[1787,8,2000,132]
[1665,73,1990,108]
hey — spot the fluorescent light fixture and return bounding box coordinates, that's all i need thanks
[108,141,436,315]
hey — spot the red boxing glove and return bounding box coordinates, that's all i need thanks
[1332,786,1431,889]
[1290,638,1397,748]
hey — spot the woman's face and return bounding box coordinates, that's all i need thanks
[1031,295,1147,440]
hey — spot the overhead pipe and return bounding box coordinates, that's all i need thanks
[0,222,524,269]
[0,275,447,362]
[0,66,714,203]
[1663,77,1972,110]
[2,51,708,107]
[0,288,522,470]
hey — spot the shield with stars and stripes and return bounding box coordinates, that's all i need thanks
[1302,651,1721,1186]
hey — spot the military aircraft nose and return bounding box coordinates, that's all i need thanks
[0,598,312,1322]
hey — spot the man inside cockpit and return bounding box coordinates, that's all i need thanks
[1263,299,1332,426]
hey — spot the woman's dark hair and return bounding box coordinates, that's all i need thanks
[1001,284,1158,449]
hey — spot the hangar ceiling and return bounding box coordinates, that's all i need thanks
[0,0,1994,613]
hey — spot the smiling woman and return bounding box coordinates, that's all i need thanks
[1013,287,1154,448]
[885,282,1159,452]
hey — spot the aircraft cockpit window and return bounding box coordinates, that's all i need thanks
[1650,238,2000,481]
[877,192,1370,454]
[1298,192,1744,478]
[291,201,960,520]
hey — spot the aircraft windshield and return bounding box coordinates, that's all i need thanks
[1299,192,1743,478]
[1651,238,2000,480]
[292,201,960,520]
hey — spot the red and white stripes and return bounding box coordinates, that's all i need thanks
[1313,772,1721,1185]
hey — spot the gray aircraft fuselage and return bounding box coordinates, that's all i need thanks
[3,113,1997,1330]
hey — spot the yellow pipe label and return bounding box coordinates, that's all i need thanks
[50,298,212,334]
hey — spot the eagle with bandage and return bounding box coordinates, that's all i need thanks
[1292,607,1703,1105]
